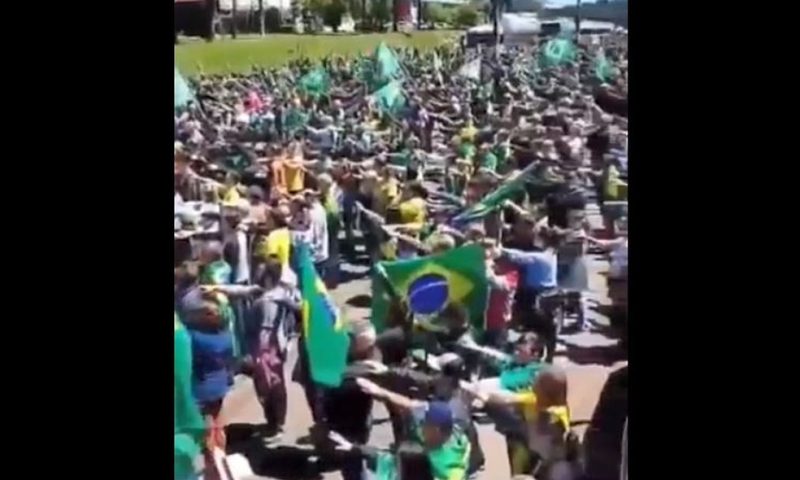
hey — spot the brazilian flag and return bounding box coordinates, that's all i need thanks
[299,244,351,387]
[371,244,488,333]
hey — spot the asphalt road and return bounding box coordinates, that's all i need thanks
[219,250,627,480]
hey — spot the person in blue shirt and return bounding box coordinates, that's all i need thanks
[185,295,234,477]
[501,226,564,362]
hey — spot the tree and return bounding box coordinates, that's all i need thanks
[454,4,480,28]
[322,0,347,32]
[424,3,450,25]
[265,7,282,31]
[371,0,391,30]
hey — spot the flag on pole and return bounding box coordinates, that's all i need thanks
[374,42,404,86]
[299,244,351,387]
[594,51,615,83]
[298,66,331,99]
[371,80,406,118]
[451,164,538,226]
[539,38,577,69]
[370,244,488,333]
[174,67,194,110]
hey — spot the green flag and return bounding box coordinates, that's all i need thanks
[594,51,615,83]
[298,66,331,99]
[371,244,488,333]
[372,42,404,90]
[300,244,351,387]
[539,38,577,69]
[451,166,534,226]
[175,315,204,480]
[371,80,405,117]
[174,67,194,110]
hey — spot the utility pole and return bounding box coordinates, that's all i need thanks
[575,0,582,39]
[231,0,238,39]
[258,0,265,35]
[492,0,499,42]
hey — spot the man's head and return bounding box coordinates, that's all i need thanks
[514,332,545,363]
[421,401,454,449]
[247,186,265,205]
[349,319,377,360]
[199,241,224,266]
[317,173,334,195]
[429,234,456,254]
[532,365,568,409]
[175,261,200,290]
[260,254,283,289]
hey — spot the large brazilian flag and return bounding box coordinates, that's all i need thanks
[371,244,488,333]
[299,244,351,387]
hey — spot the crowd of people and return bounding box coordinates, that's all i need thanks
[174,31,628,480]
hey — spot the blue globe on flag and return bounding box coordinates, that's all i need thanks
[407,273,449,315]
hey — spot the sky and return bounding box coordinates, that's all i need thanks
[546,0,599,6]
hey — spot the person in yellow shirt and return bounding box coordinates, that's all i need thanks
[285,143,306,195]
[255,206,292,272]
[466,366,573,477]
[270,146,289,197]
[220,171,243,204]
[371,166,399,217]
[396,181,428,232]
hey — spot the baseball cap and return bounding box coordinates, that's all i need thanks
[424,401,454,431]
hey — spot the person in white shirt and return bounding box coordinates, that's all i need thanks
[305,190,329,278]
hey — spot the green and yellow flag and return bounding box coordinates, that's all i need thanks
[175,314,204,480]
[300,244,351,387]
[371,244,488,333]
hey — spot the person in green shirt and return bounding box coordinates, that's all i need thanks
[476,332,546,394]
[478,143,498,173]
[175,314,205,480]
[357,379,471,480]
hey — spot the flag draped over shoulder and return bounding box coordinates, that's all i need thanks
[174,67,194,110]
[539,38,577,69]
[371,80,406,117]
[175,315,204,480]
[298,66,331,99]
[371,244,488,333]
[300,244,350,387]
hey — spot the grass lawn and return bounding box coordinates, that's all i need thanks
[175,31,460,75]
